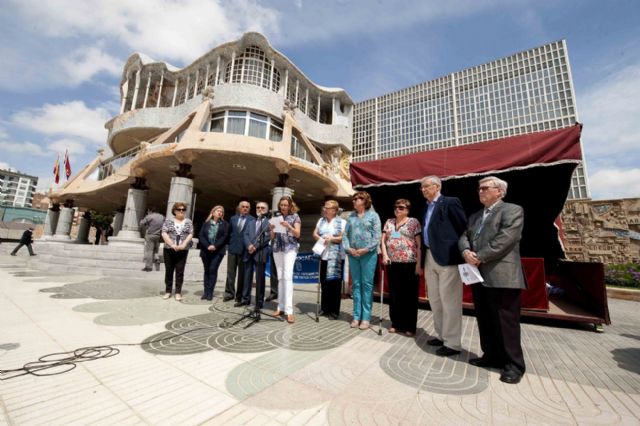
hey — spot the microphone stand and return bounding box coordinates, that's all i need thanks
[225,214,283,329]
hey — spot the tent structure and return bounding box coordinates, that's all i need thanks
[350,124,610,329]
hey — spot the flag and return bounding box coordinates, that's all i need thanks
[53,154,60,184]
[64,149,71,179]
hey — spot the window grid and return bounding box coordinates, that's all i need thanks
[353,41,588,199]
[205,110,283,142]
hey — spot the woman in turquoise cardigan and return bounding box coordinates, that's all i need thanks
[342,191,381,330]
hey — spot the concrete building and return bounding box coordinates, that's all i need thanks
[48,32,354,245]
[353,40,589,200]
[0,168,38,208]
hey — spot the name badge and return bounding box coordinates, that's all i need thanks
[391,231,401,239]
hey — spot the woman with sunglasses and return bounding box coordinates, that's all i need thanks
[198,205,230,301]
[270,195,301,324]
[342,191,381,330]
[381,199,422,336]
[313,199,346,319]
[161,202,194,301]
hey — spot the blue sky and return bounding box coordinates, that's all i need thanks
[0,0,638,200]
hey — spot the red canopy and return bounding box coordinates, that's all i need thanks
[350,124,582,187]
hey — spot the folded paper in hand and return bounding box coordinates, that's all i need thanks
[312,239,326,256]
[458,263,484,285]
[269,217,287,234]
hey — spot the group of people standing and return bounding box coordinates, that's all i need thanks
[152,173,527,385]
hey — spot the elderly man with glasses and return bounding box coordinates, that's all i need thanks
[224,199,255,306]
[459,176,527,384]
[420,175,468,357]
[244,201,272,312]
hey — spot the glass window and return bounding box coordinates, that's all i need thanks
[227,111,246,135]
[269,119,283,141]
[248,112,268,138]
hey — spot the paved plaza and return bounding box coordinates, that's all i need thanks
[1,254,639,425]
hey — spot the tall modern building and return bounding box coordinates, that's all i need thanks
[353,40,589,199]
[0,168,38,208]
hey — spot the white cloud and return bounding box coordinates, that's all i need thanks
[0,161,12,170]
[0,141,49,157]
[60,46,122,84]
[580,63,640,159]
[11,101,110,144]
[47,139,87,156]
[589,168,640,200]
[10,0,280,64]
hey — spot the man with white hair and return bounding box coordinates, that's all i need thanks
[459,176,527,384]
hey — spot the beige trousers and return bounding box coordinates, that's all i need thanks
[424,250,463,350]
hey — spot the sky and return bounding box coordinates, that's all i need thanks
[0,0,638,200]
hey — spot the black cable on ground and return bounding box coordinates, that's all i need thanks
[0,326,216,381]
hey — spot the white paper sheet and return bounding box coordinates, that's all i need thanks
[312,239,326,256]
[458,263,484,285]
[269,216,287,234]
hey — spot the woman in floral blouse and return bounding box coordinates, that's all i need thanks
[270,195,301,324]
[381,198,422,336]
[161,202,194,301]
[343,191,381,330]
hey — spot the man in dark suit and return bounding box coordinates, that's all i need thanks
[459,176,527,384]
[421,176,468,357]
[224,200,254,306]
[11,227,36,256]
[244,201,272,311]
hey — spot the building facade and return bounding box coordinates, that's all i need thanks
[353,40,589,199]
[48,32,354,244]
[0,168,38,208]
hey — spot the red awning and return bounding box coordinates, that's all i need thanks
[350,124,582,187]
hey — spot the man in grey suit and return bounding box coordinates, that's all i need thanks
[459,176,527,384]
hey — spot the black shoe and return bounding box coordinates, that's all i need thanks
[223,296,234,302]
[329,313,339,320]
[234,301,243,307]
[200,295,207,300]
[436,346,461,357]
[499,369,523,384]
[206,297,213,301]
[30,254,37,256]
[318,310,325,316]
[469,357,501,368]
[142,267,152,272]
[265,294,277,302]
[427,338,444,346]
[10,253,16,256]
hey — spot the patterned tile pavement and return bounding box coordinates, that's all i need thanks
[1,254,639,425]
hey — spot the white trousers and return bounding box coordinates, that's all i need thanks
[424,249,463,350]
[274,250,297,315]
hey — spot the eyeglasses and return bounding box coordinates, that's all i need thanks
[175,208,186,212]
[257,206,268,210]
[421,183,437,189]
[478,186,498,192]
[394,206,407,210]
[325,206,337,210]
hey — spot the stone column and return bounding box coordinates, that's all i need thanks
[109,178,147,245]
[270,174,294,212]
[75,212,91,244]
[53,201,75,241]
[42,204,60,240]
[166,164,194,220]
[111,210,124,237]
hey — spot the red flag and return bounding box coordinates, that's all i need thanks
[64,149,71,179]
[53,154,60,184]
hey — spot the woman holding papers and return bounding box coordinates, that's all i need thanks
[312,200,346,319]
[270,195,301,324]
[342,191,381,330]
[381,199,422,336]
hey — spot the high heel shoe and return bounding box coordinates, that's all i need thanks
[286,314,295,324]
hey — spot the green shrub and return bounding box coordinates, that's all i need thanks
[605,263,640,289]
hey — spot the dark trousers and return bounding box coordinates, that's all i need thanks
[320,260,343,316]
[242,258,266,307]
[388,262,419,333]
[240,260,253,304]
[164,248,188,294]
[472,284,526,374]
[268,252,278,298]
[224,253,245,300]
[12,243,34,255]
[202,251,225,299]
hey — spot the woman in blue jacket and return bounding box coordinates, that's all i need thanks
[199,205,230,301]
